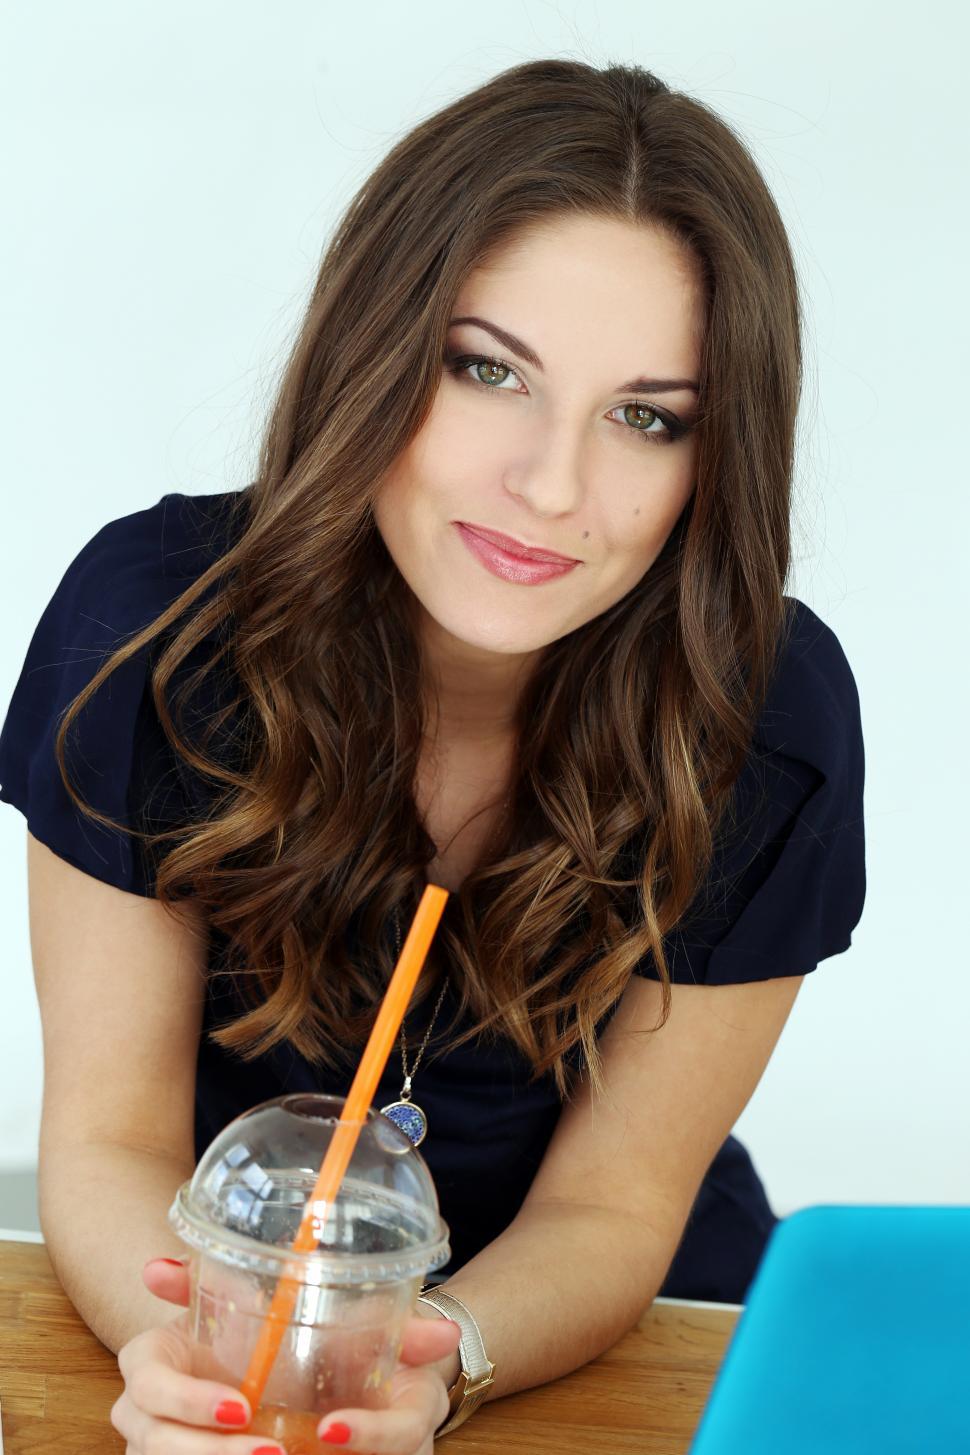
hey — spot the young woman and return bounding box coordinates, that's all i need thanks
[0,58,865,1455]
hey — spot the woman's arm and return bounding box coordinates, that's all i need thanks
[27,832,208,1353]
[421,971,805,1403]
[419,1198,676,1400]
[41,1139,196,1353]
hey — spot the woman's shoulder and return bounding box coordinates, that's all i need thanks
[64,486,251,624]
[0,487,252,895]
[641,595,867,986]
[752,595,864,771]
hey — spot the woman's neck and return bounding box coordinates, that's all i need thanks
[418,606,541,744]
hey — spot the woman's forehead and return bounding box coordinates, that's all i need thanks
[452,219,704,389]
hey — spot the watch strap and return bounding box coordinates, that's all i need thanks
[418,1284,495,1436]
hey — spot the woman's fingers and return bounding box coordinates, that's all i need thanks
[317,1365,450,1454]
[113,1318,292,1451]
[398,1312,462,1365]
[115,1322,258,1435]
[113,1387,284,1453]
[142,1255,191,1307]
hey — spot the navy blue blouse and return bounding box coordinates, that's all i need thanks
[0,489,866,1302]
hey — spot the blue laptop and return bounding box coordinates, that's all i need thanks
[688,1204,970,1453]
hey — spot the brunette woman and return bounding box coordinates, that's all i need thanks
[0,58,865,1455]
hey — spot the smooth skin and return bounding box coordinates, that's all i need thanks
[373,211,703,744]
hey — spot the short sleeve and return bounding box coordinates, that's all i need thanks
[633,598,866,985]
[0,490,245,896]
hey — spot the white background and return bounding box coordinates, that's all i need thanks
[1,1,968,1230]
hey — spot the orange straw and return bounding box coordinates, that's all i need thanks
[238,882,449,1415]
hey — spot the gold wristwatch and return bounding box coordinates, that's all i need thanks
[418,1284,496,1437]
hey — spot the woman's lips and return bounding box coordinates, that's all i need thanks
[457,521,578,564]
[455,522,580,585]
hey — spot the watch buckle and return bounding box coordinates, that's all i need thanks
[463,1362,496,1395]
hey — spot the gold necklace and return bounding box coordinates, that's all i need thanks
[379,904,450,1148]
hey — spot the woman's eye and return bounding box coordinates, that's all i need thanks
[444,350,690,447]
[608,401,681,445]
[448,352,521,391]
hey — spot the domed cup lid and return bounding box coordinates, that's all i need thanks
[168,1092,451,1284]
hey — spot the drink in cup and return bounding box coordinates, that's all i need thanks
[168,1092,451,1454]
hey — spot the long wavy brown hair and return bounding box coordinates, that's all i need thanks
[54,58,802,1100]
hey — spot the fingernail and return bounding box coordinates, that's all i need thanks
[159,1257,186,1267]
[320,1422,353,1444]
[214,1398,249,1425]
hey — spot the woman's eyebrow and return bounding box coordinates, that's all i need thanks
[448,314,699,395]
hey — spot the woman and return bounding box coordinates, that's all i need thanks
[0,57,865,1454]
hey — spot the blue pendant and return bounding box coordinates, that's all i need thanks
[380,1098,429,1147]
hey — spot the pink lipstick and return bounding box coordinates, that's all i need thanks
[455,522,580,585]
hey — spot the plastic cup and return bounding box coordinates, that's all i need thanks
[167,1092,451,1454]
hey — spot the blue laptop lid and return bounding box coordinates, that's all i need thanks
[688,1204,970,1454]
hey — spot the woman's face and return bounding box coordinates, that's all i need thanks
[373,212,703,666]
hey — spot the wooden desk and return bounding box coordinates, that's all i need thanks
[0,1239,740,1453]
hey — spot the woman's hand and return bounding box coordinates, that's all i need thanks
[314,1303,462,1454]
[109,1257,462,1455]
[110,1258,282,1453]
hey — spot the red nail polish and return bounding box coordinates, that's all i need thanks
[320,1421,353,1444]
[159,1257,186,1267]
[214,1399,248,1425]
[253,1447,284,1454]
